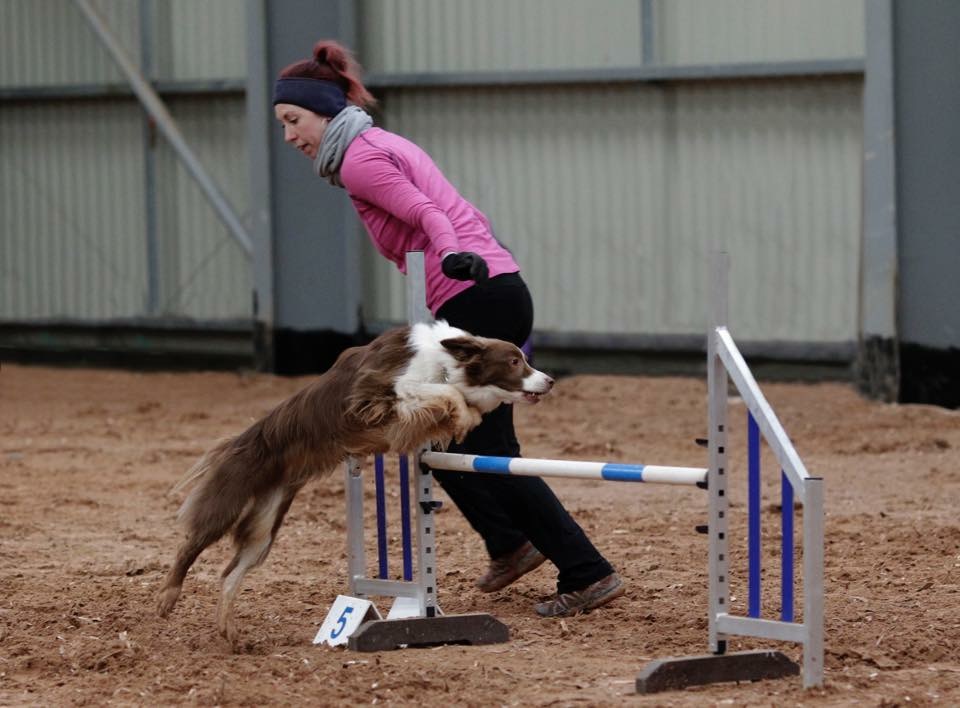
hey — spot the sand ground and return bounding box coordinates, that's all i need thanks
[1,362,958,706]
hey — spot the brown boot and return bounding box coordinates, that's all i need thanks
[534,572,625,617]
[475,541,547,593]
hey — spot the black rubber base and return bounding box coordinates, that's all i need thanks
[635,650,799,694]
[347,613,509,652]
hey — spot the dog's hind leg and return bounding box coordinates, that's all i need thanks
[157,527,223,618]
[216,487,296,646]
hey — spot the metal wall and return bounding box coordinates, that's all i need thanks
[0,0,250,324]
[358,0,864,351]
[2,0,867,361]
[156,0,247,82]
[0,0,246,85]
[656,0,864,64]
[365,79,861,346]
[155,95,250,320]
[360,0,644,72]
[359,0,864,72]
[0,0,137,87]
[0,99,147,319]
[665,78,861,345]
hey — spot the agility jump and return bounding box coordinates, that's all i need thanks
[339,251,824,694]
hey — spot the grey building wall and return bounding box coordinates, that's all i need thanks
[894,3,960,350]
[369,79,862,354]
[12,0,956,406]
[359,0,864,72]
[655,0,864,64]
[358,0,865,359]
[892,0,960,406]
[0,0,251,363]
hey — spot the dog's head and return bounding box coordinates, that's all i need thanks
[440,336,554,413]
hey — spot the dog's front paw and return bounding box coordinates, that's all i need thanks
[468,407,482,428]
[452,407,483,443]
[434,430,455,449]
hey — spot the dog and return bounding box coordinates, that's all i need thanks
[156,320,554,644]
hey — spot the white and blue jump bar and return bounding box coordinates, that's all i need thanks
[420,451,707,486]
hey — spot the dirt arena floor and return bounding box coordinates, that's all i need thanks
[1,361,959,706]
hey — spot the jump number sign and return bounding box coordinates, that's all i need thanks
[331,605,353,639]
[313,595,381,647]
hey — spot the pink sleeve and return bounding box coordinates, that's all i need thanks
[341,151,460,257]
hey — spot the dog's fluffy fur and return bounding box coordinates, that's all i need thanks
[156,321,554,643]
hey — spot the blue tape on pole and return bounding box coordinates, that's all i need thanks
[472,456,514,474]
[781,470,794,622]
[399,455,413,582]
[374,454,388,580]
[748,412,761,618]
[600,463,645,482]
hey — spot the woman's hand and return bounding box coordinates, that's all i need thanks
[442,252,489,284]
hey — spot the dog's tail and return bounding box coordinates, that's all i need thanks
[172,422,277,539]
[170,439,229,497]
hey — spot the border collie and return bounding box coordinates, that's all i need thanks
[156,320,554,644]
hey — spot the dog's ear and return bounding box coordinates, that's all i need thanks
[440,336,484,362]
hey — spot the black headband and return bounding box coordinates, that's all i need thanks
[272,77,346,117]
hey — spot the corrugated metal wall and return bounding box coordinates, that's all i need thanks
[3,0,867,357]
[0,0,250,323]
[0,0,247,84]
[359,0,864,349]
[360,0,644,72]
[360,0,864,72]
[156,0,247,82]
[664,79,861,343]
[366,79,861,344]
[0,100,147,319]
[155,96,250,320]
[657,0,864,64]
[0,0,137,87]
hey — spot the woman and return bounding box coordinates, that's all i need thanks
[273,40,624,617]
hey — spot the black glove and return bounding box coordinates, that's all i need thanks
[441,251,489,284]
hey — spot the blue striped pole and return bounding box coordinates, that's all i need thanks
[374,454,388,580]
[399,454,413,582]
[748,412,761,618]
[781,470,795,622]
[420,452,707,486]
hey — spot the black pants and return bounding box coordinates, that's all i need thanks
[435,273,614,594]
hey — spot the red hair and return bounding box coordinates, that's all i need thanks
[279,40,377,110]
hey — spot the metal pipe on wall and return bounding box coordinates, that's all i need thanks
[72,0,253,258]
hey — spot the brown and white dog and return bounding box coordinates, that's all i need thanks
[156,320,554,644]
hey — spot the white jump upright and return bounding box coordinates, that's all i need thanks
[705,252,825,689]
[344,254,437,616]
[342,252,511,651]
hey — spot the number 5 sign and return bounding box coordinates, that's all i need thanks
[313,595,382,647]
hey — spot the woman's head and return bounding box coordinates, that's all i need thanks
[273,40,376,159]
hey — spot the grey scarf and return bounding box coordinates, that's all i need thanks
[313,105,373,187]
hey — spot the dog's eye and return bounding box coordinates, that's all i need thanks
[510,357,520,367]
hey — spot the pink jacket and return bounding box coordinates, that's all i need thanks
[339,128,519,314]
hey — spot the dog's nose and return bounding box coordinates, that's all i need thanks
[544,375,555,388]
